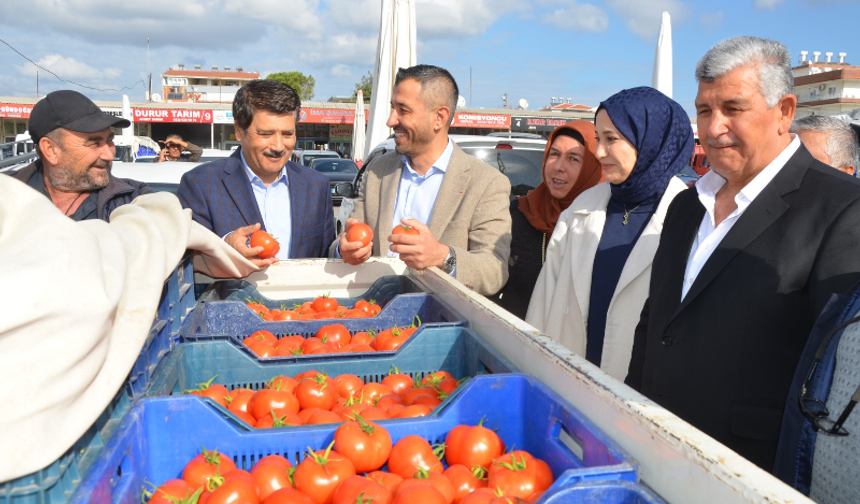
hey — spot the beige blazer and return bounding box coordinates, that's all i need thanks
[525,178,686,380]
[332,143,512,295]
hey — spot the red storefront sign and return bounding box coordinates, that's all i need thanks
[451,112,510,129]
[133,108,213,123]
[0,104,34,119]
[299,107,359,124]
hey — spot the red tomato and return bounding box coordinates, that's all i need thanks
[413,395,442,409]
[334,374,364,399]
[400,387,436,405]
[295,373,339,411]
[189,377,230,408]
[231,409,257,427]
[367,471,404,492]
[486,451,552,502]
[267,376,299,394]
[315,323,351,348]
[245,329,278,345]
[394,404,433,418]
[350,329,375,347]
[382,372,415,395]
[395,471,455,504]
[247,301,270,316]
[459,488,500,504]
[353,406,390,421]
[369,303,382,316]
[307,345,337,355]
[375,327,410,351]
[255,408,302,428]
[347,223,374,247]
[445,424,504,470]
[293,445,356,504]
[280,335,307,347]
[444,464,488,504]
[251,230,280,259]
[303,409,343,425]
[333,476,392,504]
[204,469,260,504]
[250,388,300,420]
[226,389,256,414]
[294,369,322,381]
[251,455,294,500]
[392,224,420,236]
[421,371,455,387]
[350,344,375,353]
[273,310,299,321]
[262,487,315,504]
[182,448,237,488]
[312,294,338,313]
[248,340,278,358]
[333,414,393,473]
[388,435,444,479]
[361,382,394,403]
[152,479,196,501]
[392,484,447,504]
[375,394,405,410]
[352,300,373,316]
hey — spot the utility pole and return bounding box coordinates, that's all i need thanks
[502,93,508,109]
[36,70,39,99]
[469,67,472,108]
[147,37,152,102]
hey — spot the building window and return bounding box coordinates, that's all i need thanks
[829,87,837,96]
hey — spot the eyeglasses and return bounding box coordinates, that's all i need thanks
[798,313,860,436]
[166,144,181,149]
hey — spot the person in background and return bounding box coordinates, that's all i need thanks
[790,115,858,175]
[6,89,151,221]
[526,87,691,381]
[334,64,511,295]
[156,134,203,162]
[0,175,257,482]
[488,121,603,319]
[625,36,860,471]
[177,79,334,266]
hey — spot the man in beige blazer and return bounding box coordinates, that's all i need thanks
[333,64,511,295]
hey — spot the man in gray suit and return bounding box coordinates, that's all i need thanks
[334,64,511,295]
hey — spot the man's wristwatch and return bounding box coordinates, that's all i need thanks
[439,246,456,275]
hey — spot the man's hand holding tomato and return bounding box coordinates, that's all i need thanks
[225,222,279,268]
[388,218,449,271]
[339,218,374,265]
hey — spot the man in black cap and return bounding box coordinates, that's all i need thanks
[7,90,152,221]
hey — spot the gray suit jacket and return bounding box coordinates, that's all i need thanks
[333,143,512,295]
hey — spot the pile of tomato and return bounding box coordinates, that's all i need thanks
[247,294,383,322]
[146,417,554,504]
[242,319,421,358]
[187,368,459,428]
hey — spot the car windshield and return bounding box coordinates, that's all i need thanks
[303,154,339,166]
[146,183,180,194]
[114,145,129,161]
[459,146,545,196]
[313,160,358,173]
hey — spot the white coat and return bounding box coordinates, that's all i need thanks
[525,178,687,381]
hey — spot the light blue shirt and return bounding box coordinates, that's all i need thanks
[241,151,291,259]
[388,139,454,258]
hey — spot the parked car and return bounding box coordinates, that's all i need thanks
[335,134,548,235]
[293,149,341,167]
[198,148,234,163]
[133,155,158,163]
[308,158,359,204]
[677,165,700,188]
[110,161,199,194]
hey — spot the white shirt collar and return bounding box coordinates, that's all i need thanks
[696,134,801,207]
[402,138,454,176]
[240,150,289,186]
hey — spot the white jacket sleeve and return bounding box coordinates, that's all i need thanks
[0,176,257,482]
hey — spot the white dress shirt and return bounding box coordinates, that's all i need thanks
[240,151,292,259]
[682,135,801,300]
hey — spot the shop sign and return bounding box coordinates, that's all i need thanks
[133,108,213,123]
[451,112,510,129]
[0,104,33,119]
[510,116,571,132]
[300,107,356,124]
[212,110,234,124]
[329,124,353,141]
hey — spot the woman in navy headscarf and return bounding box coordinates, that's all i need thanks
[526,87,694,381]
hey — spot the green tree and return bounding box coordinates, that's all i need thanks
[353,71,373,102]
[265,71,315,101]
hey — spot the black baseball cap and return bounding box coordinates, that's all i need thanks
[29,90,131,143]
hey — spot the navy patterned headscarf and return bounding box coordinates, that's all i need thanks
[596,87,694,204]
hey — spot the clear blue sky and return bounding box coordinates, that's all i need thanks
[0,0,858,116]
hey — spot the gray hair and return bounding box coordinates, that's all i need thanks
[791,115,860,172]
[695,36,793,108]
[34,128,65,159]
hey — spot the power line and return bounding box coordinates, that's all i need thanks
[0,37,144,93]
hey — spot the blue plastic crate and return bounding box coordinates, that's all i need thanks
[127,252,196,397]
[146,326,516,406]
[198,274,426,310]
[73,374,638,504]
[179,292,465,346]
[537,480,666,504]
[0,254,195,504]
